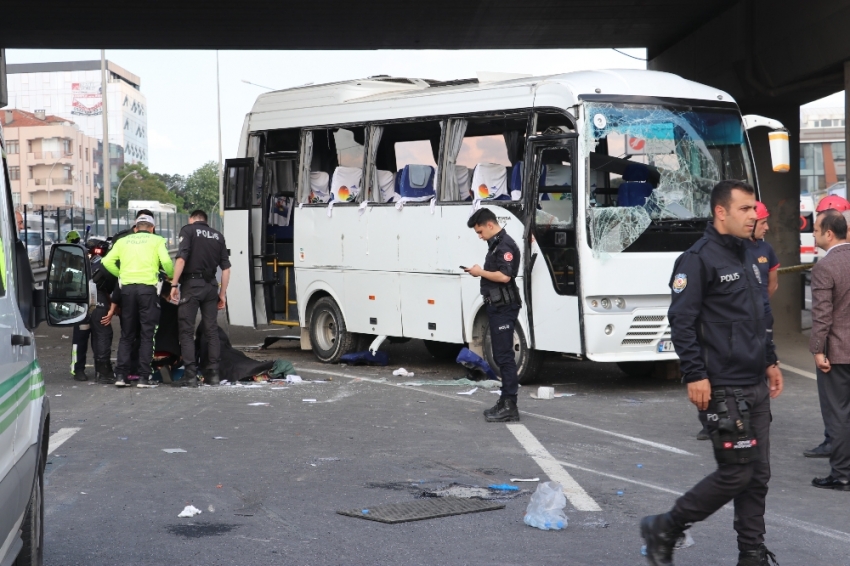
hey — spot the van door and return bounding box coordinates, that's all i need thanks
[222,158,256,327]
[524,136,582,354]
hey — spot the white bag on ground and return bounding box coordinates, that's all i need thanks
[524,481,568,530]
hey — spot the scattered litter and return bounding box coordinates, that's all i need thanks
[61,335,69,339]
[637,464,644,468]
[318,457,340,462]
[489,484,519,491]
[235,384,264,389]
[271,387,289,390]
[393,368,414,377]
[303,399,317,403]
[339,497,504,524]
[537,386,555,400]
[119,437,127,440]
[617,490,624,496]
[216,484,223,488]
[554,393,576,398]
[421,483,528,501]
[511,478,540,483]
[88,383,96,386]
[524,481,568,531]
[55,394,62,397]
[285,375,303,383]
[403,378,500,388]
[178,505,203,518]
[220,380,230,385]
[81,492,87,495]
[582,518,610,529]
[208,505,215,513]
[489,390,502,395]
[310,464,317,467]
[213,436,227,440]
[163,448,187,454]
[247,402,270,406]
[457,388,478,395]
[417,400,426,403]
[456,348,499,381]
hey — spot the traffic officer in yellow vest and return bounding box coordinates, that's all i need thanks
[169,209,231,387]
[102,214,174,388]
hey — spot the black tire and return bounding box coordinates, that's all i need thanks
[483,321,542,385]
[617,361,655,378]
[423,340,464,361]
[308,297,357,363]
[14,469,43,566]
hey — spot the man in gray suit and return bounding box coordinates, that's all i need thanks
[810,209,850,491]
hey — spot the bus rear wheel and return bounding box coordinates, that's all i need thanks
[309,297,357,363]
[617,361,655,378]
[483,322,541,385]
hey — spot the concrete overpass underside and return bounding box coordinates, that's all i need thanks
[3,0,850,333]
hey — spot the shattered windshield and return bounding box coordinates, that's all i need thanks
[585,102,753,254]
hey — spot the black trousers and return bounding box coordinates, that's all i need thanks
[671,380,771,551]
[71,305,113,374]
[116,285,160,378]
[487,303,520,400]
[817,363,850,481]
[178,279,221,372]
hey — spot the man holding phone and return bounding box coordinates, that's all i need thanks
[465,208,523,422]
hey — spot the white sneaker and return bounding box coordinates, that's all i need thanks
[115,378,128,387]
[136,377,154,388]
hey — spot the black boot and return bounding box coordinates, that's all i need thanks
[205,369,221,386]
[483,397,506,417]
[73,370,89,382]
[95,361,115,385]
[640,512,685,566]
[484,397,519,422]
[737,544,778,566]
[171,365,198,388]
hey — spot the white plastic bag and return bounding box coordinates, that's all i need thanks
[523,481,568,530]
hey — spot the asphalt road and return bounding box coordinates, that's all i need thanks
[33,323,849,565]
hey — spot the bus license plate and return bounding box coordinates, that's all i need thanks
[657,340,675,353]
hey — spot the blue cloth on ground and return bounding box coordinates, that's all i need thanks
[455,347,499,381]
[340,350,389,366]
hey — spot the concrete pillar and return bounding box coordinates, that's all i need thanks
[747,104,802,336]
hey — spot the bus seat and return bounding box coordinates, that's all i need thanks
[471,163,509,200]
[437,165,472,201]
[308,171,331,203]
[376,170,399,203]
[398,164,435,201]
[330,166,362,203]
[617,163,653,207]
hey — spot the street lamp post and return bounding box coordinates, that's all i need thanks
[114,171,140,209]
[45,159,61,208]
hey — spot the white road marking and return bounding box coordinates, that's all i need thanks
[780,363,817,380]
[300,367,693,456]
[47,427,80,455]
[554,458,850,543]
[506,424,601,511]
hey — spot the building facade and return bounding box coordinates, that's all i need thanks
[800,107,846,196]
[3,109,99,209]
[5,60,148,194]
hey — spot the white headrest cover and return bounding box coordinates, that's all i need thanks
[376,170,398,203]
[471,163,508,200]
[308,171,330,203]
[330,166,362,203]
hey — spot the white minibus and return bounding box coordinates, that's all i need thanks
[222,70,787,381]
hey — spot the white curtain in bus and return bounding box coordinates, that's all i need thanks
[269,196,293,226]
[376,170,398,203]
[297,130,314,203]
[366,126,383,202]
[441,119,468,201]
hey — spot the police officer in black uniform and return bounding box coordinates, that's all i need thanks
[71,237,115,382]
[640,181,784,566]
[465,208,523,422]
[170,209,231,387]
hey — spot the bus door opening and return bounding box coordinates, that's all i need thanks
[263,155,298,326]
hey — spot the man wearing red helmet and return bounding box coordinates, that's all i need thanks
[747,202,780,332]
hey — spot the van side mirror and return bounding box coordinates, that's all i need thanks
[46,243,94,326]
[742,115,790,173]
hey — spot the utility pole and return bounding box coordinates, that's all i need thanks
[216,50,224,218]
[101,50,112,212]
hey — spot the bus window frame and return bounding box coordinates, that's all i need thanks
[299,124,370,207]
[223,157,254,211]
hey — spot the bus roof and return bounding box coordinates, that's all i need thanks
[246,69,736,133]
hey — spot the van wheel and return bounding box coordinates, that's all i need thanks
[483,322,541,385]
[309,297,356,363]
[617,361,655,378]
[14,469,43,566]
[423,340,464,361]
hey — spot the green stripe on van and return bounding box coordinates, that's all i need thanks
[0,361,44,437]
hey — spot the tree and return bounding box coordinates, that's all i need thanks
[183,161,220,215]
[114,163,183,210]
[154,172,186,197]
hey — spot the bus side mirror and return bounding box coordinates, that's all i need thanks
[45,243,94,326]
[742,115,790,174]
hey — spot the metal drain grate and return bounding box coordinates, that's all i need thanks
[338,496,505,524]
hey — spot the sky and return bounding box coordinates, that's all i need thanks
[6,48,845,177]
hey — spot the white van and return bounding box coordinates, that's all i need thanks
[0,120,48,565]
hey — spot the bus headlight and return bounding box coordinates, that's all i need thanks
[604,324,614,335]
[600,298,611,309]
[614,297,626,309]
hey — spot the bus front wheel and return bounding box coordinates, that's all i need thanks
[483,322,541,385]
[309,297,357,363]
